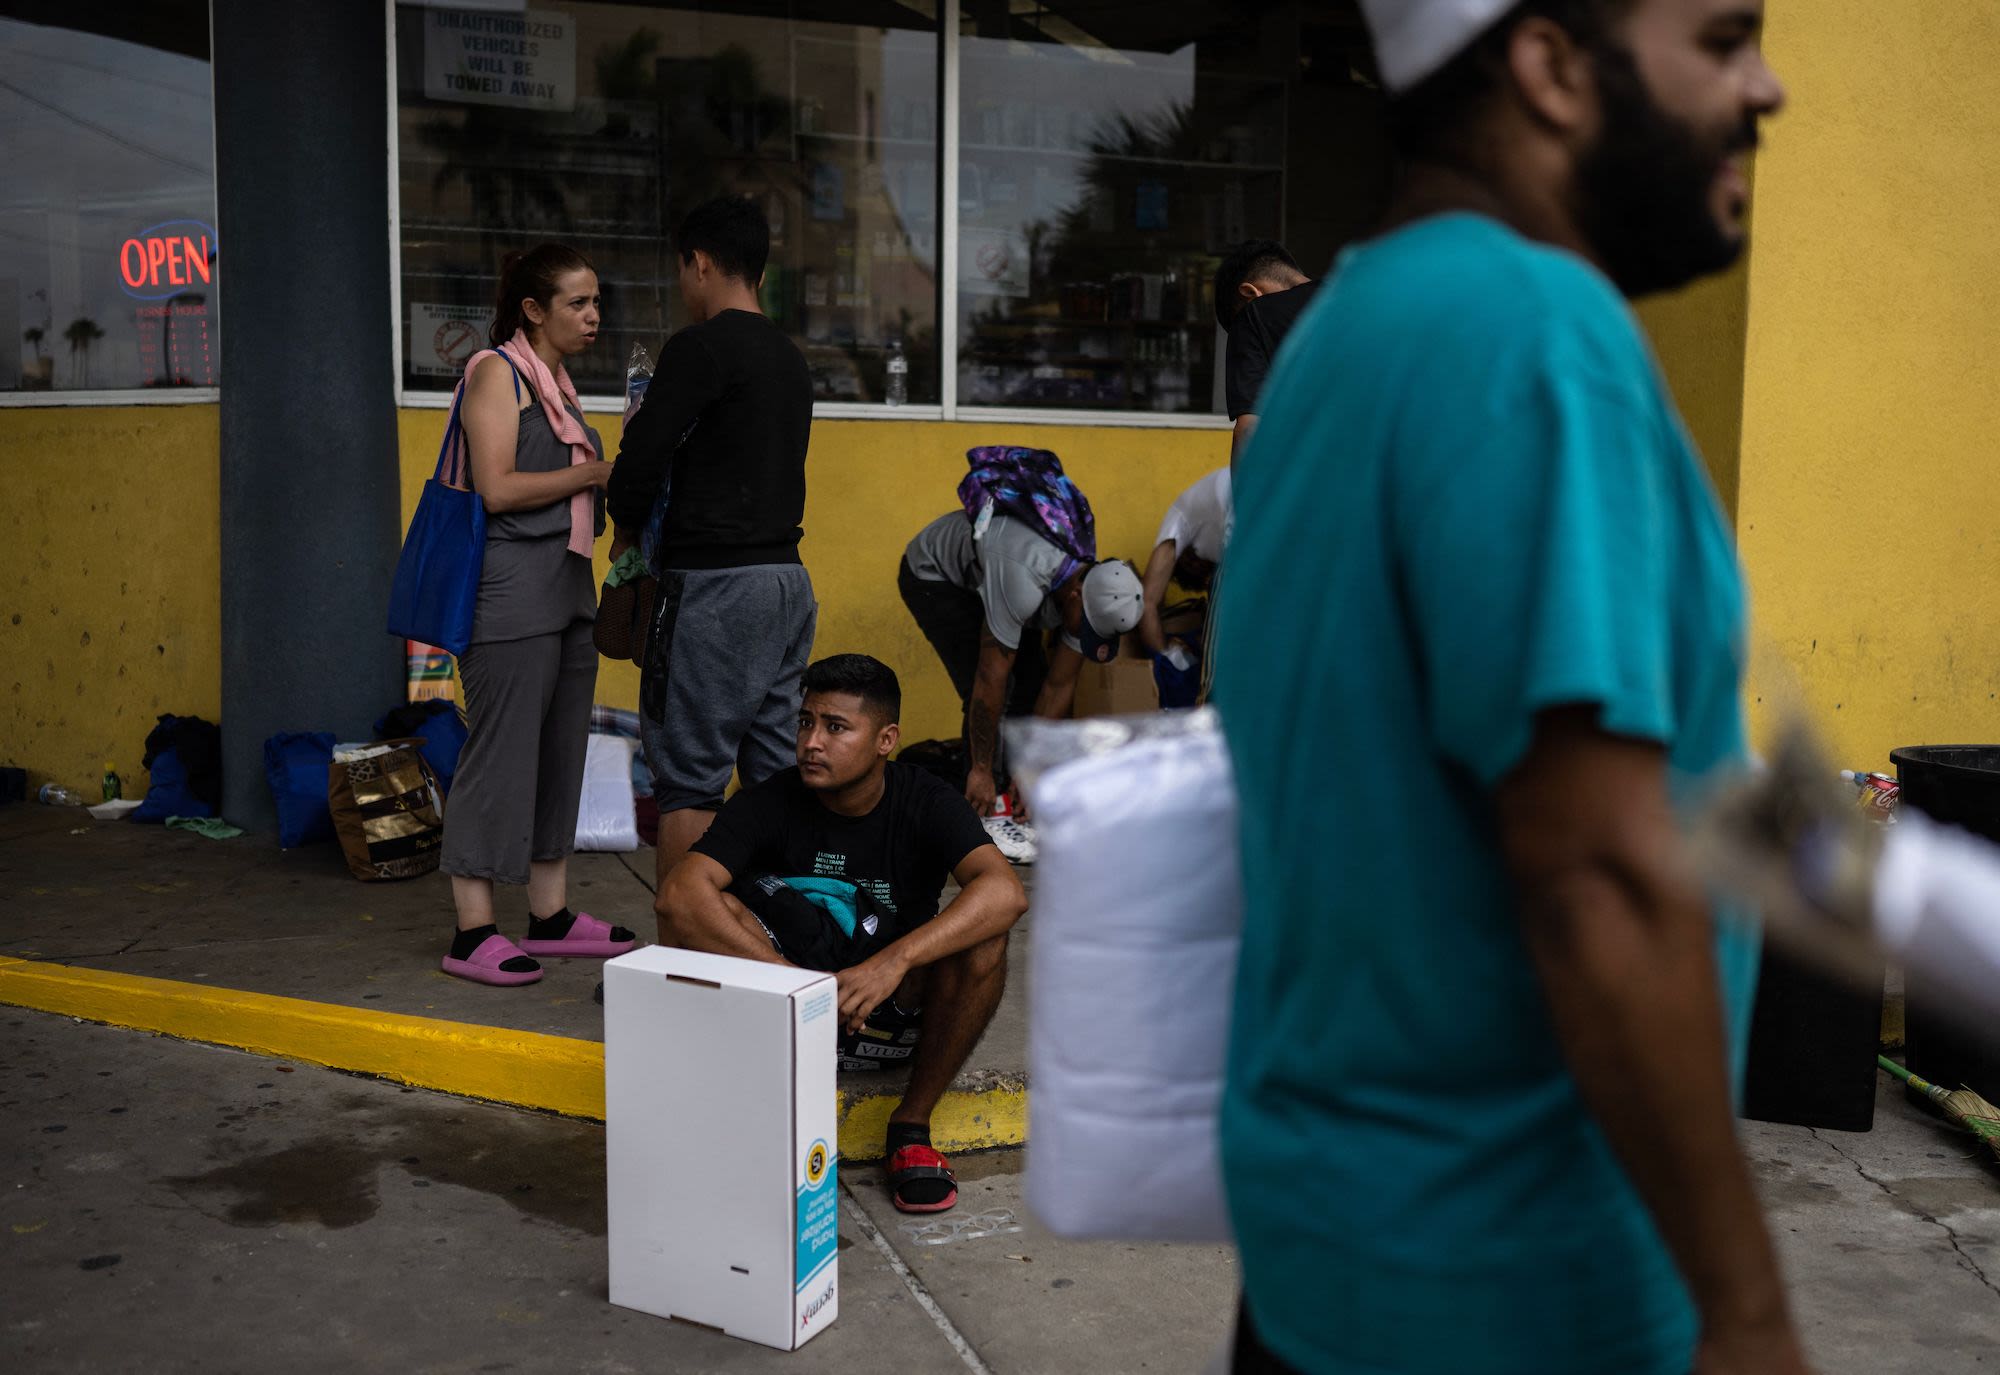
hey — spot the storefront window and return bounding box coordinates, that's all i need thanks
[2,3,220,395]
[392,1,1384,419]
[395,1,941,405]
[954,2,1385,415]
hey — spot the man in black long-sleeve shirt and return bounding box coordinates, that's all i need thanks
[607,196,817,900]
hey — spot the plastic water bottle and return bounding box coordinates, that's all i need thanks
[624,341,654,424]
[38,784,84,806]
[102,762,122,802]
[885,340,908,407]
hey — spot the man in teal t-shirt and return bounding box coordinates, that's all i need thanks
[1215,4,1802,1373]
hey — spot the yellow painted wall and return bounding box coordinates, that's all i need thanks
[1,405,222,793]
[0,302,1806,802]
[398,410,1227,746]
[1736,1,2000,767]
[1637,262,1750,521]
[0,291,1751,800]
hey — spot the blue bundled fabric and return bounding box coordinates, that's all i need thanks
[130,748,210,823]
[373,699,467,797]
[131,714,221,824]
[1152,645,1202,709]
[263,732,337,848]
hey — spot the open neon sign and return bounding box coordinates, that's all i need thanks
[118,220,218,301]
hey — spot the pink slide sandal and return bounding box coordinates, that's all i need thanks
[518,911,637,959]
[441,933,543,987]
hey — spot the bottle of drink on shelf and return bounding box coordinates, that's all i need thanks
[38,784,84,806]
[102,762,122,802]
[886,340,909,406]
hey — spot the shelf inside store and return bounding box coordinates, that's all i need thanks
[396,152,662,179]
[794,130,938,149]
[397,271,676,304]
[963,352,1164,369]
[961,143,1282,172]
[400,224,666,247]
[968,316,1202,331]
[959,45,1282,77]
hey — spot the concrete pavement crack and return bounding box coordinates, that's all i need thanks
[612,851,656,895]
[1808,1126,2000,1299]
[839,1182,992,1373]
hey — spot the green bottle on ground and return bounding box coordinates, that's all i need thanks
[102,762,121,802]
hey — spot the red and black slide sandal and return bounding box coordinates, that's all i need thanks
[886,1143,959,1214]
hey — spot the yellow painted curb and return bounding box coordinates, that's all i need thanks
[841,1080,1030,1161]
[0,955,606,1117]
[0,957,1025,1161]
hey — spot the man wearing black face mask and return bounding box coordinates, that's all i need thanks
[1217,3,1802,1374]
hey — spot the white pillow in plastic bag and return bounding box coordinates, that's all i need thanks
[574,732,639,852]
[1011,708,1241,1242]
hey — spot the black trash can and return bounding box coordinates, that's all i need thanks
[1740,944,1883,1132]
[1889,745,2000,1101]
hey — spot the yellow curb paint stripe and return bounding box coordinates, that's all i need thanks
[0,957,1026,1161]
[839,1083,1030,1161]
[0,955,606,1117]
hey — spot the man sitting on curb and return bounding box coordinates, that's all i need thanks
[658,653,1028,1214]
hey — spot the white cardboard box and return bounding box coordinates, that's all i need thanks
[604,947,840,1350]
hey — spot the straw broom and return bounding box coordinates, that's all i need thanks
[1877,1056,2000,1166]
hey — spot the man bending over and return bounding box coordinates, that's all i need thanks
[658,653,1028,1214]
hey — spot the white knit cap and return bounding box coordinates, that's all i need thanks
[1360,0,1518,92]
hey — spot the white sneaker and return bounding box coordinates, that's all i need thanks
[983,813,1038,865]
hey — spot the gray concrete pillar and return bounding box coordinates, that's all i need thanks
[213,1,404,828]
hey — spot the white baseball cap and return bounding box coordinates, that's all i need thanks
[1076,560,1144,660]
[1359,0,1517,93]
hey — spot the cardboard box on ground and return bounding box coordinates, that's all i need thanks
[604,948,841,1351]
[1072,643,1161,718]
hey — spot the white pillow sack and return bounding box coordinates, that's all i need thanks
[574,732,640,852]
[1016,711,1241,1242]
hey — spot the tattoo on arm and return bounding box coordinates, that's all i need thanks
[967,696,1000,772]
[967,630,1011,772]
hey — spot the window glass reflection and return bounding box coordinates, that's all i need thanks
[956,3,1284,413]
[396,1,940,405]
[2,5,218,393]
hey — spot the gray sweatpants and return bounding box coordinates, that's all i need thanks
[641,564,817,812]
[441,619,598,884]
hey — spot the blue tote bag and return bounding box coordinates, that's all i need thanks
[386,379,487,655]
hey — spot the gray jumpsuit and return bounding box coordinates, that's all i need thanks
[439,401,600,884]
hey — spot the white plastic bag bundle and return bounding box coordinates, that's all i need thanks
[1875,809,2000,1021]
[575,733,639,852]
[1008,707,1241,1242]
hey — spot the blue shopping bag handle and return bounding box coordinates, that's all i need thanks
[434,353,524,490]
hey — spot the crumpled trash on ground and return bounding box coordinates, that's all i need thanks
[165,816,245,840]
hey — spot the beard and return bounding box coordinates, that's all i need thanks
[1574,41,1760,298]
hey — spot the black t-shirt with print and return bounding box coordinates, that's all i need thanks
[691,761,994,927]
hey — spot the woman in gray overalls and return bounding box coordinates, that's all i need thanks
[439,244,638,985]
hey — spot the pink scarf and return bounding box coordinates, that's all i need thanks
[457,330,596,557]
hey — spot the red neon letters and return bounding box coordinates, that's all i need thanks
[119,233,215,291]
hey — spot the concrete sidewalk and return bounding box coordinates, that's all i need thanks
[0,805,1029,1159]
[6,1009,1997,1373]
[3,1012,1235,1374]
